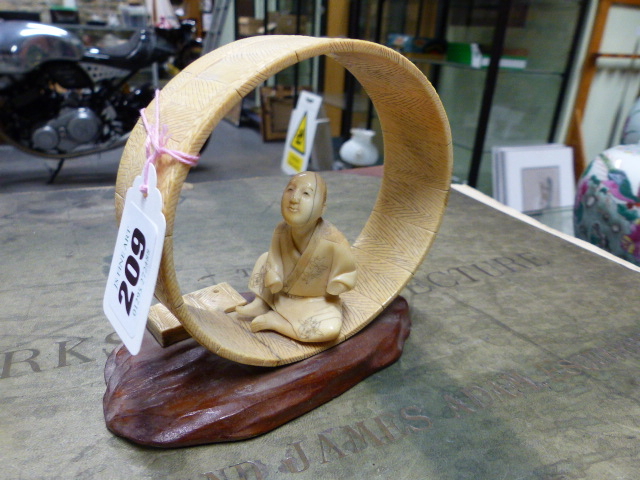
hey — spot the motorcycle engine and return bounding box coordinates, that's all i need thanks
[31,107,101,153]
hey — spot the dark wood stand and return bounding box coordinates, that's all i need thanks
[103,296,411,448]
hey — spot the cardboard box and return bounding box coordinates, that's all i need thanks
[238,16,263,37]
[272,13,307,35]
[260,86,294,141]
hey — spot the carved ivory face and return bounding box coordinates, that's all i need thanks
[281,172,326,227]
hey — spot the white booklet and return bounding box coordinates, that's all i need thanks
[492,144,575,212]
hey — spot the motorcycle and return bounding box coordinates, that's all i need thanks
[0,19,198,178]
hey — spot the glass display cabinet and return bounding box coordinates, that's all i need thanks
[333,0,588,194]
[235,0,320,88]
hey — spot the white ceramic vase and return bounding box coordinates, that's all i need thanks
[339,128,379,167]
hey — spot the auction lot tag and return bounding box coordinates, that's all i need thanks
[103,164,166,354]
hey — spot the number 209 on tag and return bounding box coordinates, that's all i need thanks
[103,168,166,355]
[117,227,147,316]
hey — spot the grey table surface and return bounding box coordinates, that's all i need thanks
[2,172,640,480]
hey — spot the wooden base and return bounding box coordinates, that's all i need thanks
[103,296,411,448]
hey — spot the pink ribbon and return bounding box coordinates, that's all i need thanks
[139,90,200,194]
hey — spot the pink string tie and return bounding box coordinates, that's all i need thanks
[139,90,200,195]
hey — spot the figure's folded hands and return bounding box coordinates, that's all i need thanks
[265,271,283,294]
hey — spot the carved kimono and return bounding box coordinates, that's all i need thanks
[247,218,357,340]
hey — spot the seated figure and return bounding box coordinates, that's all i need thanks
[236,172,357,342]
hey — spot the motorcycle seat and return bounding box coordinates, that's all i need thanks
[83,29,174,70]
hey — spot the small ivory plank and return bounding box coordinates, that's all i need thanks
[147,282,247,347]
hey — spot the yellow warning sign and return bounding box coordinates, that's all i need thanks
[286,150,304,173]
[280,91,323,175]
[291,114,307,154]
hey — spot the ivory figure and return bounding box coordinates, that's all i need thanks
[118,35,453,366]
[236,172,357,342]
